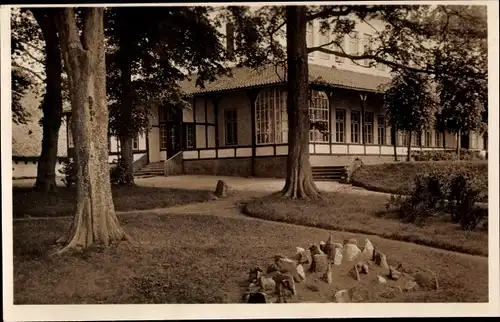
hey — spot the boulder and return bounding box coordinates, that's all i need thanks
[248,267,263,283]
[247,292,267,303]
[345,243,362,261]
[389,266,402,281]
[333,248,343,266]
[319,241,326,253]
[310,254,329,273]
[356,262,369,274]
[333,290,350,303]
[309,244,324,256]
[377,275,387,284]
[349,265,361,281]
[276,257,305,282]
[344,238,358,246]
[374,251,389,269]
[266,263,279,274]
[274,273,297,297]
[322,263,333,284]
[362,239,375,258]
[403,280,419,292]
[296,248,312,264]
[214,180,229,198]
[414,270,439,290]
[259,276,276,293]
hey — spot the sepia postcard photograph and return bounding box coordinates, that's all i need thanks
[1,1,499,320]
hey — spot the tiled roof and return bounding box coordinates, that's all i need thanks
[180,63,392,95]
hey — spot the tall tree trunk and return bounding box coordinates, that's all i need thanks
[119,135,134,184]
[55,8,129,253]
[443,131,446,150]
[406,131,412,162]
[392,125,398,161]
[117,40,135,185]
[456,130,461,159]
[278,6,320,199]
[32,9,63,193]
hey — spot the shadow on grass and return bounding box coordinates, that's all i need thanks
[13,185,214,218]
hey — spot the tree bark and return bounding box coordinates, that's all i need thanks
[55,8,130,253]
[406,131,412,162]
[278,6,321,200]
[32,9,63,193]
[456,130,461,159]
[392,125,398,161]
[117,39,135,185]
[443,132,446,150]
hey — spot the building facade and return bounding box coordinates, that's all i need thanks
[13,12,487,179]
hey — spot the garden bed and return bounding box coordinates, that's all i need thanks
[350,161,488,202]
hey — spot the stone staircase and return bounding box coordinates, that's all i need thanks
[311,166,345,182]
[134,161,164,178]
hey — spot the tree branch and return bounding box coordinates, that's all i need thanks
[307,44,486,79]
[12,62,45,82]
[306,7,352,21]
[18,40,44,53]
[19,45,45,65]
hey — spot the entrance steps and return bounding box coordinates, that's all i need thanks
[134,161,164,177]
[311,166,345,182]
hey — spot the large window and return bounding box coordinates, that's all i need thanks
[424,131,432,147]
[309,90,329,143]
[334,36,345,63]
[363,111,374,144]
[185,123,195,149]
[363,34,373,66]
[335,109,345,143]
[351,110,361,143]
[307,23,314,58]
[224,109,238,145]
[349,31,359,64]
[435,131,442,147]
[319,33,330,60]
[255,88,288,144]
[377,115,386,145]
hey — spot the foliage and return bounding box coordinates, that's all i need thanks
[412,150,486,161]
[105,7,230,139]
[382,70,438,136]
[386,166,487,230]
[58,160,77,188]
[109,160,130,185]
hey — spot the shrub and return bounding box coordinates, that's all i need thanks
[109,160,130,185]
[387,166,486,230]
[412,150,485,162]
[59,160,77,188]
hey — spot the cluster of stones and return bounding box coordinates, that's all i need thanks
[243,236,439,303]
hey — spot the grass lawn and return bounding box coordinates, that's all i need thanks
[13,212,488,304]
[12,185,214,218]
[243,192,488,257]
[350,161,488,202]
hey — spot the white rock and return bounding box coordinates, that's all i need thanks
[296,264,306,281]
[362,239,375,258]
[334,290,350,303]
[333,248,343,266]
[377,275,387,284]
[345,243,362,261]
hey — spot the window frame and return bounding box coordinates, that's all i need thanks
[309,90,330,143]
[184,123,195,149]
[350,110,361,144]
[255,87,288,145]
[335,109,346,143]
[363,111,374,144]
[224,108,238,146]
[377,115,386,145]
